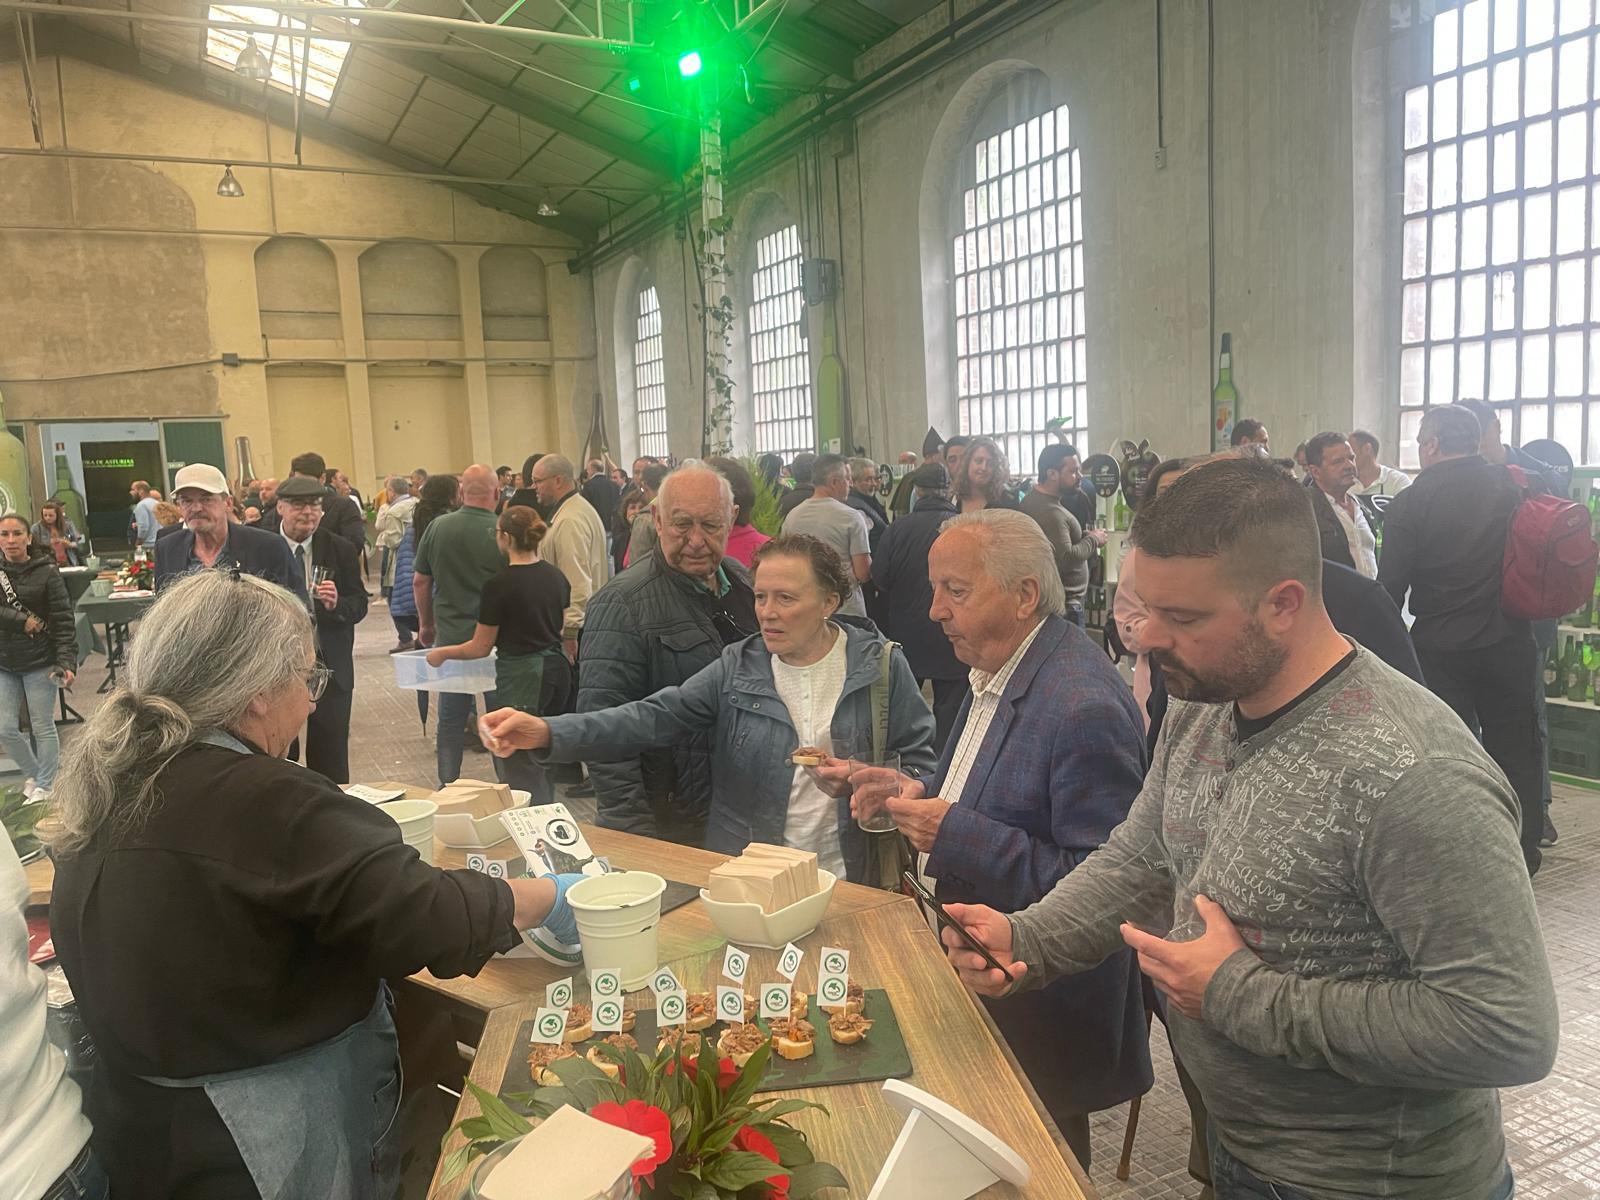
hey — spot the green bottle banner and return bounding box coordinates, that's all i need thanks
[0,389,31,518]
[1212,333,1237,452]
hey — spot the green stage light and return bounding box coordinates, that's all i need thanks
[677,49,703,78]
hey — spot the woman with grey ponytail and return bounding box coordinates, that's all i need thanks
[48,570,590,1200]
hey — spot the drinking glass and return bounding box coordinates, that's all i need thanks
[850,752,903,834]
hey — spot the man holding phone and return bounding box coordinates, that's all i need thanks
[942,459,1557,1200]
[885,509,1150,1171]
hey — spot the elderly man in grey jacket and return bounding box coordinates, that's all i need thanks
[576,465,758,846]
[943,457,1557,1200]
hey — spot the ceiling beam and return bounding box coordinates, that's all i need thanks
[30,22,597,240]
[374,42,674,177]
[763,21,857,80]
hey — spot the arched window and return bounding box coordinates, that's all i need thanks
[954,103,1084,476]
[634,285,668,459]
[749,224,814,460]
[1400,0,1600,464]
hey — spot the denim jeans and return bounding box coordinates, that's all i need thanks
[1209,1133,1514,1200]
[0,667,59,789]
[435,690,495,786]
[41,1144,110,1200]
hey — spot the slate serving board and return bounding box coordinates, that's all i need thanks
[501,989,910,1100]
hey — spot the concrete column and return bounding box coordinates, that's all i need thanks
[450,245,493,464]
[329,241,377,489]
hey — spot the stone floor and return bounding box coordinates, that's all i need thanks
[55,601,1600,1198]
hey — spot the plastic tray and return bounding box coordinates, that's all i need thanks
[392,649,497,694]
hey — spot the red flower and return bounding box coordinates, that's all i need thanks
[590,1100,672,1190]
[732,1125,789,1198]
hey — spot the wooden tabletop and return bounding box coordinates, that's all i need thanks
[411,826,904,1012]
[24,854,53,908]
[428,882,1091,1200]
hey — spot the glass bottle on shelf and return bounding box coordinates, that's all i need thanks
[1567,636,1590,702]
[1545,642,1563,698]
[1558,636,1578,699]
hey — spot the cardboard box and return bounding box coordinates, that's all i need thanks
[432,778,514,820]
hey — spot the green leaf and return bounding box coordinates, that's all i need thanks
[785,1161,849,1198]
[720,1043,770,1112]
[759,1124,812,1165]
[462,1081,533,1143]
[750,1098,828,1122]
[438,1144,472,1183]
[696,1117,744,1155]
[702,1151,785,1191]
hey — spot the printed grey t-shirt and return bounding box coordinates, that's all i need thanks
[1007,646,1558,1200]
[781,496,871,616]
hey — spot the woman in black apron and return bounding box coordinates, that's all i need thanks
[47,570,587,1200]
[427,505,571,803]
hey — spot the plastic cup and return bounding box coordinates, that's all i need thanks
[379,798,438,865]
[566,872,667,991]
[851,753,903,834]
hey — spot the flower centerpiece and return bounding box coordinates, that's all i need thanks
[444,1034,847,1199]
[114,556,153,592]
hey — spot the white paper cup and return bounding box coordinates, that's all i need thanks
[380,799,437,864]
[565,872,667,991]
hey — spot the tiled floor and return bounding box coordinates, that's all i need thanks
[56,603,1600,1197]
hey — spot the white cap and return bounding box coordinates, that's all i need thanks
[171,464,229,494]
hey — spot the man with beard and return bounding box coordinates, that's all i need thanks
[939,456,1556,1200]
[1303,432,1377,578]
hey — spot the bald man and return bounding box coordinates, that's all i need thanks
[413,464,507,784]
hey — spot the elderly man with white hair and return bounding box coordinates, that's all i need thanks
[889,508,1152,1171]
[574,463,758,846]
[529,454,610,664]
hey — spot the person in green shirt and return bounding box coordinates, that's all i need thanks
[414,464,507,784]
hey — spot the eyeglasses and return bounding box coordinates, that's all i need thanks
[305,666,332,701]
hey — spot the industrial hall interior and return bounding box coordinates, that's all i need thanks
[8,0,1600,1199]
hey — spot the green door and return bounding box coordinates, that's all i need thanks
[162,420,228,492]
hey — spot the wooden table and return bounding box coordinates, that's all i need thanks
[24,805,1092,1199]
[24,854,53,908]
[409,826,904,1013]
[427,831,1091,1200]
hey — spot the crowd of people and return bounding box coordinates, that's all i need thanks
[1,399,1578,1200]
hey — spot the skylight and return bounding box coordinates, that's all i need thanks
[206,2,364,105]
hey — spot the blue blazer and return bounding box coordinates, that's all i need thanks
[154,523,302,594]
[925,614,1154,1116]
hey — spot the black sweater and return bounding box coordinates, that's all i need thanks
[51,742,519,1196]
[0,553,76,674]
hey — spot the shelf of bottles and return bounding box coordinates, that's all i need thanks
[1543,480,1600,711]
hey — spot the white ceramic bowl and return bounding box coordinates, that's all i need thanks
[698,870,837,950]
[433,790,532,848]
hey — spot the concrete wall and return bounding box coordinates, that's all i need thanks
[0,53,597,496]
[592,0,1397,468]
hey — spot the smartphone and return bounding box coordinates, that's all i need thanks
[901,870,1015,983]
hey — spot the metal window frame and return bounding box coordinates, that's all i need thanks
[634,283,668,460]
[1399,0,1600,466]
[748,223,815,461]
[951,102,1087,480]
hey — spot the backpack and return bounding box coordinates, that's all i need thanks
[1501,465,1599,620]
